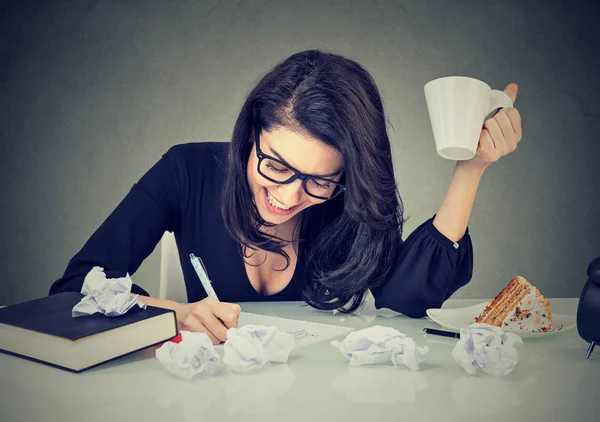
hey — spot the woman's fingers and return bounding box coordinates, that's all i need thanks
[202,329,221,345]
[477,128,498,161]
[506,107,522,139]
[199,311,229,343]
[213,304,239,329]
[230,303,242,316]
[229,303,242,325]
[182,311,222,344]
[483,117,507,155]
[481,107,523,161]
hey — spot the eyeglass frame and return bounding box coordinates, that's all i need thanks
[254,126,346,200]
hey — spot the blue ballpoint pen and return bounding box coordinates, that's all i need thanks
[189,253,219,300]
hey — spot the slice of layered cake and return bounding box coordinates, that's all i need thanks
[475,276,552,332]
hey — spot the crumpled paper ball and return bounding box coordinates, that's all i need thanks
[451,323,523,377]
[72,266,146,317]
[331,325,429,370]
[155,331,219,379]
[223,324,295,373]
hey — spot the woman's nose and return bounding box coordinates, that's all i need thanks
[276,180,304,206]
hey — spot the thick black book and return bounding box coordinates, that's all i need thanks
[0,291,178,373]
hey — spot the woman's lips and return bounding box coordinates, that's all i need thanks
[263,188,299,215]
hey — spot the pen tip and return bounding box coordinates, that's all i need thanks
[585,342,595,360]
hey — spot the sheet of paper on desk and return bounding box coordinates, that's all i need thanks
[238,312,354,349]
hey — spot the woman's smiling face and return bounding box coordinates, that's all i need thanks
[247,126,344,226]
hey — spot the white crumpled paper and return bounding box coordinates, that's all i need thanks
[331,325,429,370]
[155,331,219,379]
[451,323,523,377]
[72,266,146,317]
[223,324,295,373]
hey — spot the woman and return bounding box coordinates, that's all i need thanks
[50,50,522,344]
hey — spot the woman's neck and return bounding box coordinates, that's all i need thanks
[262,214,301,244]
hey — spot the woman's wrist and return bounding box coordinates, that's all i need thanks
[455,159,489,177]
[138,295,183,313]
[138,295,190,327]
[433,158,487,242]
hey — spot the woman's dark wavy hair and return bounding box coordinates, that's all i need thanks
[221,49,405,313]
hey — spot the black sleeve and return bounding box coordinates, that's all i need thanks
[49,146,189,296]
[371,215,474,318]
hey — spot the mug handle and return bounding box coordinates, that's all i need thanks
[487,90,513,116]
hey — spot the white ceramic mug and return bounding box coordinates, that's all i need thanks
[424,76,513,160]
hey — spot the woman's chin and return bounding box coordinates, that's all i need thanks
[257,206,296,225]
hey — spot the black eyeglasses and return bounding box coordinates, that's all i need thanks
[254,127,346,200]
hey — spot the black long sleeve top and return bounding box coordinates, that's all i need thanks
[49,142,474,317]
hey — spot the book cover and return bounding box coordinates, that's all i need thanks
[0,291,178,372]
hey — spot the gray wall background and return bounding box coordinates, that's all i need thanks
[1,0,599,306]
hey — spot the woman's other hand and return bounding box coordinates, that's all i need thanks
[459,83,523,172]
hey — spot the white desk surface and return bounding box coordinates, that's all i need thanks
[1,298,598,422]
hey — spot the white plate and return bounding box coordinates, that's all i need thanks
[426,302,577,339]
